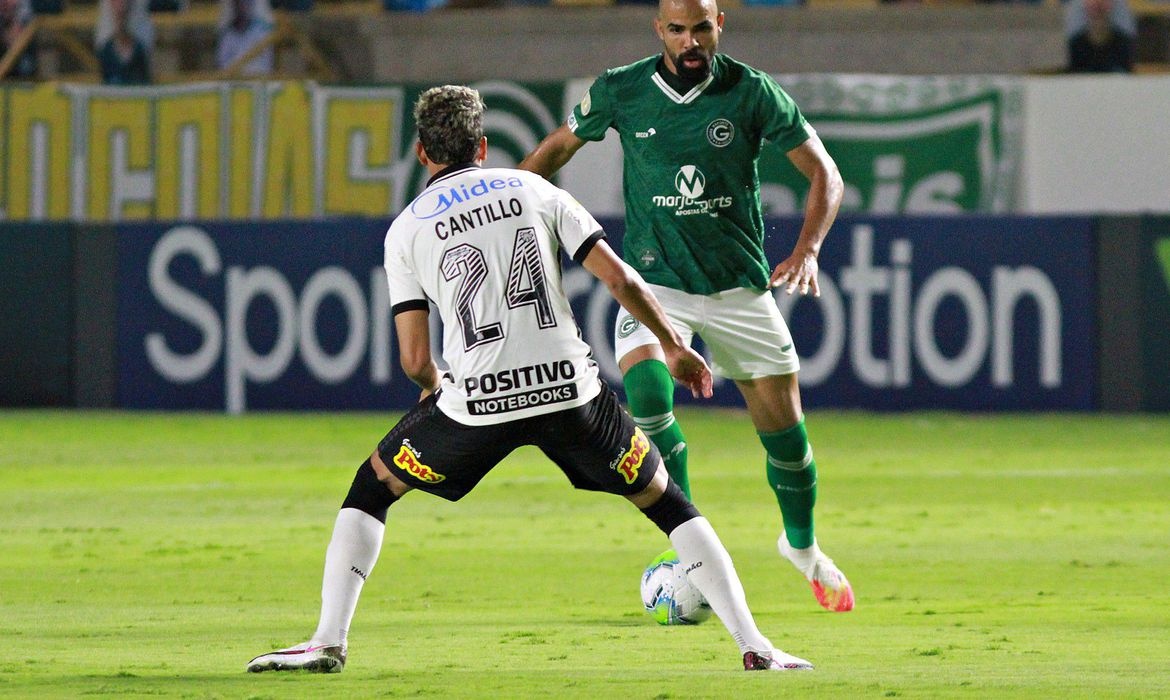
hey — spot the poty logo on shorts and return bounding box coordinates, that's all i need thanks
[675,165,706,199]
[613,429,650,484]
[393,442,445,483]
[706,118,734,147]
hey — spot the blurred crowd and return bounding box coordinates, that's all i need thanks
[2,0,276,81]
[1,0,1165,82]
[1,0,38,78]
[1066,0,1135,71]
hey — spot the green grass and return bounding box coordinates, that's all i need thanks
[1,409,1168,698]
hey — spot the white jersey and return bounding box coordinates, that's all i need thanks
[384,165,605,426]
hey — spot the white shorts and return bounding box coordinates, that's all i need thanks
[613,285,800,380]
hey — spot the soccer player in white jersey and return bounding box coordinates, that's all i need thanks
[246,85,815,674]
[520,0,853,612]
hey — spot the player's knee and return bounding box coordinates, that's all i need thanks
[639,477,700,536]
[340,457,399,523]
[623,360,675,416]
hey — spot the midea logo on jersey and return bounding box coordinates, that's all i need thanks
[409,176,525,220]
[706,118,734,147]
[675,165,706,198]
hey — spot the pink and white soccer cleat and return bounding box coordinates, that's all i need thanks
[743,648,814,671]
[778,532,855,612]
[246,641,346,673]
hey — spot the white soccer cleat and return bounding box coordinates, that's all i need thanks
[778,532,855,612]
[743,648,814,671]
[246,641,347,673]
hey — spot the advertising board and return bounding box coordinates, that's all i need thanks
[116,215,1095,411]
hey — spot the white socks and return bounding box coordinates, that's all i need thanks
[310,508,385,647]
[669,517,772,654]
[304,510,769,655]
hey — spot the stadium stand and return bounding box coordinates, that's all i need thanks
[2,0,1168,81]
[3,0,338,80]
[1132,0,1170,70]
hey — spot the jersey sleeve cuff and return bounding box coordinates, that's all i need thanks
[391,299,430,316]
[572,230,607,264]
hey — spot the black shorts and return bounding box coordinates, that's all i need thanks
[375,382,659,502]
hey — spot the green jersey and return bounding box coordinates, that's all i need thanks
[569,54,812,295]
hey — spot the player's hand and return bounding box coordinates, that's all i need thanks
[664,346,713,399]
[769,252,820,297]
[418,375,440,401]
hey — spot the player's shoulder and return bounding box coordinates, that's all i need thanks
[384,204,416,246]
[598,55,659,87]
[475,166,539,184]
[478,166,556,195]
[715,54,777,89]
[461,166,568,212]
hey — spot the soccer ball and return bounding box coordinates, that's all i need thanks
[639,549,712,625]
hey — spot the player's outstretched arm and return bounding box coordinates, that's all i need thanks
[582,240,713,399]
[518,124,587,179]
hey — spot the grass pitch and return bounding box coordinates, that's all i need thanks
[1,409,1168,699]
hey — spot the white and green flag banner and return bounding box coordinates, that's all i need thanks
[771,74,1023,214]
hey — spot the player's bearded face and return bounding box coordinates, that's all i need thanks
[657,3,722,82]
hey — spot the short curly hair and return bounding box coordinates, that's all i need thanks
[413,85,485,166]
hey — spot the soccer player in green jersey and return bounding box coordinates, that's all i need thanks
[520,0,853,611]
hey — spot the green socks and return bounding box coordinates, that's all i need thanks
[623,360,691,499]
[760,418,817,549]
[623,358,819,547]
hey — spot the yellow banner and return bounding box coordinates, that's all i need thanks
[0,81,411,222]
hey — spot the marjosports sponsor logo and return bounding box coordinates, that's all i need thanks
[652,165,733,216]
[611,429,650,484]
[393,440,445,484]
[676,165,705,198]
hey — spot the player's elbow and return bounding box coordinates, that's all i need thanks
[602,266,641,300]
[824,165,844,206]
[399,348,433,385]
